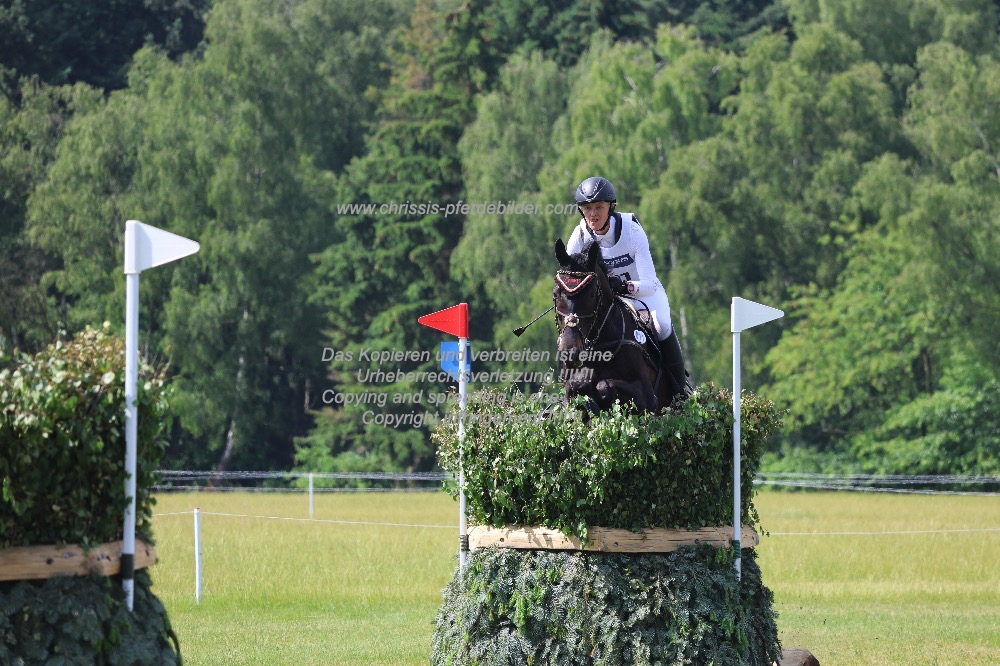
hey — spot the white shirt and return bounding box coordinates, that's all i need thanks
[566,213,664,299]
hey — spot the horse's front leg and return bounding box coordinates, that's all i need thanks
[595,377,656,413]
[564,368,593,397]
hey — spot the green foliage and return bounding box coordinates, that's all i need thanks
[664,0,789,52]
[849,364,1000,476]
[0,324,169,549]
[0,571,180,664]
[432,547,779,665]
[3,0,1000,478]
[451,49,571,333]
[434,384,780,540]
[0,78,103,354]
[783,0,997,66]
[303,0,479,473]
[25,0,408,472]
[0,326,178,662]
[436,0,674,72]
[763,37,1000,464]
[0,0,208,93]
[144,0,407,471]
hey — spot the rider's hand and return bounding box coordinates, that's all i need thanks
[608,275,629,295]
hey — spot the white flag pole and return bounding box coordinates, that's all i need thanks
[458,337,468,570]
[732,327,742,579]
[122,269,140,607]
[122,220,199,610]
[730,297,784,581]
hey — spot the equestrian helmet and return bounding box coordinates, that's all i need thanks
[575,176,616,211]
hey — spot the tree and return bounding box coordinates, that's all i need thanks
[782,0,996,66]
[0,79,102,355]
[0,0,209,95]
[304,0,477,473]
[25,0,407,471]
[450,50,571,359]
[638,23,901,387]
[760,36,1000,466]
[441,0,673,69]
[452,23,744,377]
[25,80,146,334]
[763,153,1000,473]
[665,0,789,51]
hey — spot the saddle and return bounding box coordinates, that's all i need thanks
[616,295,658,344]
[614,294,661,364]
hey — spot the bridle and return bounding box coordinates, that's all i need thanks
[554,270,613,351]
[555,268,664,393]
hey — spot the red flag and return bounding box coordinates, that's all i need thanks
[418,303,468,338]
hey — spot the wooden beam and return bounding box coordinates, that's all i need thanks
[0,540,157,581]
[468,525,759,553]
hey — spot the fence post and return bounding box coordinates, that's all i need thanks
[309,473,314,518]
[194,507,202,603]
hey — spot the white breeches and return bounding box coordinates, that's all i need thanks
[628,289,673,341]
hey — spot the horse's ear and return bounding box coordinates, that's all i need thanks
[554,238,571,265]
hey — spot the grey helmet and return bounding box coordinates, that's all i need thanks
[575,176,617,213]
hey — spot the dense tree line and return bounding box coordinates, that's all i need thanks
[1,0,997,476]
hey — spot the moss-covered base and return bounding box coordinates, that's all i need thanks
[432,547,779,666]
[0,570,179,664]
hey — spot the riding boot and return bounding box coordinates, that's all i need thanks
[659,330,693,400]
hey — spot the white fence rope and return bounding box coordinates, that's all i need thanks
[755,472,1000,496]
[194,511,454,529]
[153,470,1000,495]
[768,527,1000,536]
[153,470,450,493]
[150,509,1000,536]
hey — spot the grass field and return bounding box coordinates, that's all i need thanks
[150,490,1000,665]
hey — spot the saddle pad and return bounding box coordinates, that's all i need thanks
[619,296,657,340]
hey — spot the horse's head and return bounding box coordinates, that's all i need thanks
[553,238,611,367]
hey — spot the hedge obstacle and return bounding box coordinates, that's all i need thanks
[431,384,783,666]
[0,325,180,664]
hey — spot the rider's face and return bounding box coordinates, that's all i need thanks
[581,201,611,231]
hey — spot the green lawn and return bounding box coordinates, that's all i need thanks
[150,491,1000,665]
[753,492,1000,665]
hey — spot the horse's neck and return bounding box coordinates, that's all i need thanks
[591,287,617,337]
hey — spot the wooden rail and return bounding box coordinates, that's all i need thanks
[468,525,759,553]
[0,540,157,581]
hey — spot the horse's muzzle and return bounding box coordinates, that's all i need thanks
[557,330,585,369]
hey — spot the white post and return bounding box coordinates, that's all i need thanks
[122,272,140,609]
[732,331,742,580]
[458,338,468,571]
[194,507,202,604]
[122,220,199,610]
[730,297,784,582]
[308,473,314,518]
[416,304,470,569]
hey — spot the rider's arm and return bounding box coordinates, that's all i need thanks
[624,219,663,298]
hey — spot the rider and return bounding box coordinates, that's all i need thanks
[566,176,692,398]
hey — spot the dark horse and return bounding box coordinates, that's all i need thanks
[553,238,684,414]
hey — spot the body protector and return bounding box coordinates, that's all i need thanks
[566,212,673,341]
